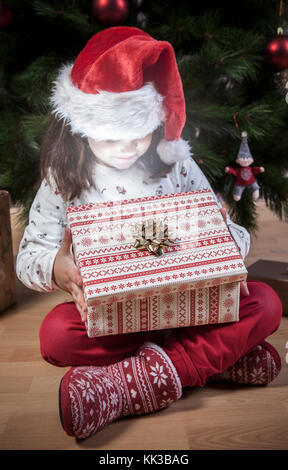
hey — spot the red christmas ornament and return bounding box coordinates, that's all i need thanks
[92,0,129,26]
[0,2,13,28]
[266,34,288,71]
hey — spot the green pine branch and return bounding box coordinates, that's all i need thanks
[0,0,287,235]
[33,0,92,31]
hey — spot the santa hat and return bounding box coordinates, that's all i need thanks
[237,131,253,160]
[50,26,191,165]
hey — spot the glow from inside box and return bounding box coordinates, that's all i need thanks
[86,193,205,256]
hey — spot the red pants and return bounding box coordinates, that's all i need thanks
[39,281,282,388]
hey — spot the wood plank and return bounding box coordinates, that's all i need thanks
[0,201,287,450]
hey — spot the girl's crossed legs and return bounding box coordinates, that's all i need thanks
[39,281,282,387]
[39,281,282,439]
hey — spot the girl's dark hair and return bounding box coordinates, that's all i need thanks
[40,117,174,201]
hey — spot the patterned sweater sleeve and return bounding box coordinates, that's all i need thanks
[173,158,250,260]
[16,176,68,292]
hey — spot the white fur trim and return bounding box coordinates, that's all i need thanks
[156,138,192,164]
[50,64,165,141]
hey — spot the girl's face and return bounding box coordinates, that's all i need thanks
[88,133,153,170]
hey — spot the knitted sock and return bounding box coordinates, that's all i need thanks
[104,341,182,417]
[59,342,182,439]
[59,366,123,439]
[208,341,281,386]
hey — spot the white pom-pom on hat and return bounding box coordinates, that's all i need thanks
[156,138,191,164]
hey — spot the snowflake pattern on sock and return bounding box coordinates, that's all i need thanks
[209,342,281,386]
[60,343,182,439]
[105,342,182,418]
[67,367,123,439]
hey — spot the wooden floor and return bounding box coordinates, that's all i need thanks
[0,200,288,450]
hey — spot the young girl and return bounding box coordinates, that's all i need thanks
[16,26,282,440]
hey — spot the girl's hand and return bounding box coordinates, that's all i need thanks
[53,228,88,321]
[219,207,250,297]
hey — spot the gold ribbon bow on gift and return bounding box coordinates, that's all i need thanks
[133,219,175,256]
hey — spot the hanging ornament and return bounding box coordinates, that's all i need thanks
[0,2,13,28]
[266,1,288,71]
[92,0,129,26]
[225,115,265,203]
[266,27,288,71]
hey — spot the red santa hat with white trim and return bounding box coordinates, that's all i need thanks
[50,26,191,165]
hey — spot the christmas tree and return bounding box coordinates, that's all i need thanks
[1,0,288,233]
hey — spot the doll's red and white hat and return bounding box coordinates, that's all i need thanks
[50,26,191,164]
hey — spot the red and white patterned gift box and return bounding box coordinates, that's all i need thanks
[86,282,241,337]
[67,189,247,337]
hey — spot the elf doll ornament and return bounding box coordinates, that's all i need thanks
[225,131,265,202]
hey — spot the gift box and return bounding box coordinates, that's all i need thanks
[86,281,241,337]
[0,191,16,312]
[67,189,247,337]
